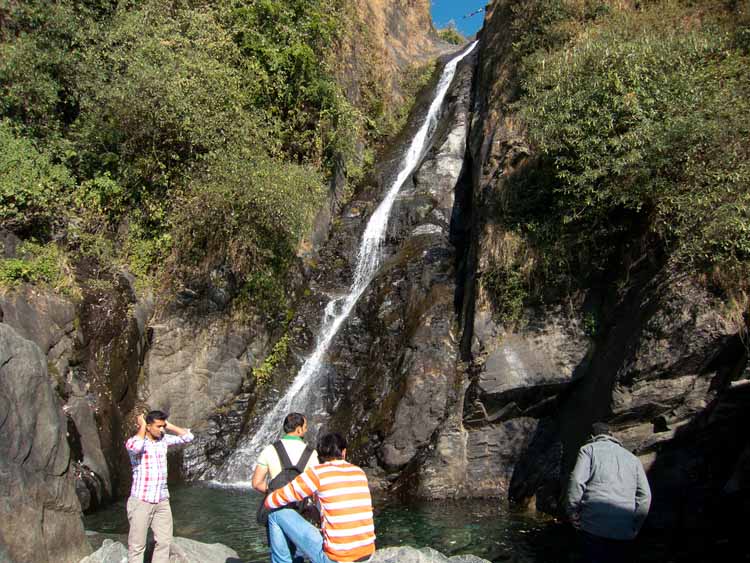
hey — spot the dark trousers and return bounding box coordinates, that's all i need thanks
[580,531,632,563]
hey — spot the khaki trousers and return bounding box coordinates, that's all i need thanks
[127,496,173,563]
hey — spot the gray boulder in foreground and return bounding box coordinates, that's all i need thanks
[79,539,127,563]
[80,537,240,563]
[79,540,488,563]
[372,546,490,563]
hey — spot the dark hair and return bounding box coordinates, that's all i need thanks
[146,410,168,424]
[317,432,347,462]
[591,422,610,436]
[283,413,306,434]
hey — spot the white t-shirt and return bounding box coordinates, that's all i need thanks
[256,436,319,479]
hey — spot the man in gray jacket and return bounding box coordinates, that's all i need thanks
[566,422,652,563]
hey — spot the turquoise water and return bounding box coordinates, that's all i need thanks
[84,484,725,562]
[84,484,562,562]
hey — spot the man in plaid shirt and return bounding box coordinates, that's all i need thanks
[125,410,193,563]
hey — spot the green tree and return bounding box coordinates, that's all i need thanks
[73,1,261,201]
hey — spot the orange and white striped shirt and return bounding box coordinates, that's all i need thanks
[265,459,376,562]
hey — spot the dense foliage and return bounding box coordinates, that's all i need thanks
[0,119,73,236]
[0,240,75,294]
[0,0,391,315]
[491,0,750,316]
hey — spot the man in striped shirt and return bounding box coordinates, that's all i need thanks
[265,432,376,563]
[125,410,193,563]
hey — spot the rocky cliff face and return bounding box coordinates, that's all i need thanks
[0,232,149,510]
[431,0,750,535]
[3,5,748,559]
[0,323,91,563]
[337,0,444,108]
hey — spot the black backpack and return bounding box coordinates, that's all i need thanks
[256,440,315,526]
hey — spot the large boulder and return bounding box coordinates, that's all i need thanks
[0,285,79,387]
[0,268,150,507]
[163,537,240,563]
[373,546,490,563]
[78,539,127,563]
[144,315,265,429]
[80,537,239,563]
[0,323,91,563]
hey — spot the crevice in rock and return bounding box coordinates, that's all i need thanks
[450,152,475,321]
[67,415,84,463]
[0,354,13,372]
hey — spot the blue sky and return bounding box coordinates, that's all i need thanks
[431,0,487,37]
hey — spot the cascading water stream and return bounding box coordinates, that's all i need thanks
[215,41,478,484]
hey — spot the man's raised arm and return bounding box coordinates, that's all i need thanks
[164,419,193,445]
[125,414,147,453]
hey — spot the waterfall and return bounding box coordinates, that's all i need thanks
[215,41,478,484]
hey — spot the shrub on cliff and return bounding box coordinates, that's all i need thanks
[224,0,351,167]
[0,240,76,295]
[515,0,750,292]
[169,148,325,312]
[73,1,261,203]
[0,120,73,237]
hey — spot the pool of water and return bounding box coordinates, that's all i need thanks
[84,484,731,562]
[84,484,565,562]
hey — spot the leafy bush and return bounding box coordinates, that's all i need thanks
[0,240,75,294]
[511,0,611,57]
[169,147,325,308]
[122,220,173,290]
[0,120,73,236]
[483,264,528,325]
[515,1,750,290]
[73,1,259,199]
[224,0,350,166]
[253,333,291,385]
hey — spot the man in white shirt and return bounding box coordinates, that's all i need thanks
[253,413,318,563]
[252,413,319,493]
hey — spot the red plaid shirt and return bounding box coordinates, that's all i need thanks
[126,431,194,503]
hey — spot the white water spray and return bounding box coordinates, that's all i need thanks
[216,42,477,484]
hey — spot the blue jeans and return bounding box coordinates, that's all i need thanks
[268,508,333,563]
[266,515,305,563]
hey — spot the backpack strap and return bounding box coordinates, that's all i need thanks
[296,445,314,473]
[272,440,296,470]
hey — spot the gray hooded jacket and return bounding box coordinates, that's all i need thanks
[566,434,652,540]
